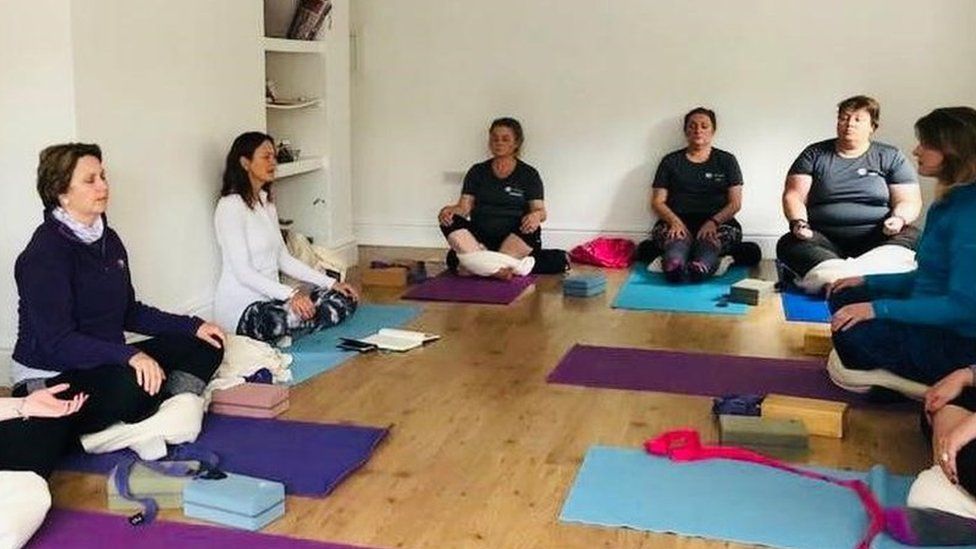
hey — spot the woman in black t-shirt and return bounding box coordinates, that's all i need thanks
[438,118,566,277]
[637,107,745,282]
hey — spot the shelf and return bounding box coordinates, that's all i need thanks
[266,98,322,110]
[276,156,327,179]
[262,37,324,54]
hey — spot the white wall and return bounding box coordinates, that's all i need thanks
[350,0,976,251]
[0,0,265,385]
[71,0,265,316]
[0,0,78,385]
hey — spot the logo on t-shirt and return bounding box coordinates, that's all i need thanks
[505,186,524,198]
[705,172,726,182]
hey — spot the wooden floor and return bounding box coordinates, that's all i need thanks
[50,253,928,549]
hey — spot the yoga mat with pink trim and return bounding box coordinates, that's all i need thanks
[27,509,379,548]
[547,344,869,405]
[402,272,536,304]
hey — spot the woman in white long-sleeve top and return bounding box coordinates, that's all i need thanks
[214,132,359,342]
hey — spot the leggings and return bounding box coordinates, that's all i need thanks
[829,286,976,385]
[6,333,223,476]
[440,214,568,274]
[236,286,357,343]
[777,223,919,277]
[646,216,742,282]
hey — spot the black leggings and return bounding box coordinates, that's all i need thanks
[441,214,568,274]
[922,388,976,496]
[0,416,77,479]
[776,223,919,277]
[11,334,222,468]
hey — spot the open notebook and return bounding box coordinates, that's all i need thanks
[340,328,440,352]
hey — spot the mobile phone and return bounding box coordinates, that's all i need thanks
[337,338,377,352]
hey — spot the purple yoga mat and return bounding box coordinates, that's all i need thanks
[402,271,536,304]
[59,415,388,496]
[547,344,869,405]
[28,509,377,548]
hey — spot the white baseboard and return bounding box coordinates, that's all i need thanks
[355,221,781,258]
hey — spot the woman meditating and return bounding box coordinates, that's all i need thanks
[826,107,976,398]
[637,107,744,282]
[437,117,567,278]
[12,143,224,439]
[778,95,922,293]
[214,132,359,342]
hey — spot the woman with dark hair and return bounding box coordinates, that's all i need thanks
[214,132,358,342]
[437,117,567,277]
[12,142,224,437]
[778,95,923,293]
[826,107,976,399]
[636,107,745,282]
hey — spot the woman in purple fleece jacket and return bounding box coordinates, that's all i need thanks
[10,143,225,441]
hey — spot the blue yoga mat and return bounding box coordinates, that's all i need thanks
[286,304,422,385]
[560,446,963,549]
[612,265,749,315]
[782,290,831,323]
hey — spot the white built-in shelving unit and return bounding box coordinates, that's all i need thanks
[261,1,355,263]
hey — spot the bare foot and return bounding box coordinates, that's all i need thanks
[456,266,474,277]
[492,267,514,280]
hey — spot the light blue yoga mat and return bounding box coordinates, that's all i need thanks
[611,265,749,315]
[782,290,831,323]
[560,446,963,549]
[286,304,422,385]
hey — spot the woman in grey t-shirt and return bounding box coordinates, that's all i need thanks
[777,95,922,292]
[637,107,745,282]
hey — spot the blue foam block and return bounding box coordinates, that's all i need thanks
[611,265,749,315]
[781,290,831,323]
[560,446,962,549]
[183,473,285,531]
[564,274,607,290]
[286,304,422,385]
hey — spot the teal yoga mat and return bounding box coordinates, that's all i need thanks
[286,304,422,385]
[560,446,964,549]
[611,265,749,315]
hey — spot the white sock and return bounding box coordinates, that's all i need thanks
[714,256,735,277]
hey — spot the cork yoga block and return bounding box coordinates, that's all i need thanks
[360,267,408,287]
[761,394,847,439]
[803,328,833,356]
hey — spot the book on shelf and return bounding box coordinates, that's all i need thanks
[287,0,333,40]
[338,329,440,353]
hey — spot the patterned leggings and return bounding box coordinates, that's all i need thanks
[236,287,358,343]
[649,217,742,282]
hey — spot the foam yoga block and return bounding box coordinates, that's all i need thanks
[210,383,289,419]
[718,415,808,448]
[106,461,198,511]
[183,473,285,531]
[803,328,833,356]
[762,394,847,438]
[563,273,607,297]
[728,278,775,305]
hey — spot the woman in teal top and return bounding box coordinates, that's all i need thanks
[826,107,976,391]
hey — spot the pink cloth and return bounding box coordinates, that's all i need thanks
[569,237,635,268]
[645,429,883,549]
